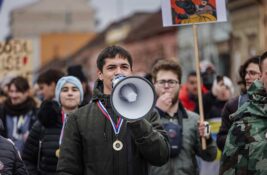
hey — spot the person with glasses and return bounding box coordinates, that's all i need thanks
[220,51,267,175]
[149,59,217,175]
[217,56,261,152]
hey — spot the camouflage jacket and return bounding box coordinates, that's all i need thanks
[220,80,267,175]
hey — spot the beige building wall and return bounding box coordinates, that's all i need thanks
[10,0,96,74]
[228,0,267,80]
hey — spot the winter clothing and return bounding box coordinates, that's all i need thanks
[149,104,217,175]
[217,94,248,151]
[55,76,84,104]
[220,80,267,175]
[57,79,170,175]
[0,134,28,175]
[179,84,208,111]
[22,100,62,175]
[0,97,38,152]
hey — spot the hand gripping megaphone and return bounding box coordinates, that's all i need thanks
[110,75,156,120]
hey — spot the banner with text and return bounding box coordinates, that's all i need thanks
[0,40,33,83]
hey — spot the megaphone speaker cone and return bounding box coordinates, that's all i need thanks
[111,76,156,120]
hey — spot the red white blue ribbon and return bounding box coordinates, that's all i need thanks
[59,111,67,145]
[97,100,124,135]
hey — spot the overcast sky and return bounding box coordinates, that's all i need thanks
[0,0,161,40]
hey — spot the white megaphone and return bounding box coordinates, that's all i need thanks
[110,74,156,120]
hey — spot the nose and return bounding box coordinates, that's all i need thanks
[163,82,170,88]
[115,67,123,76]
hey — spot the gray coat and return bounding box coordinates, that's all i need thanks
[149,104,217,175]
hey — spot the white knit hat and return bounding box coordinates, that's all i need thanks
[55,76,84,105]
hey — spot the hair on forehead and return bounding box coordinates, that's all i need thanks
[151,59,182,83]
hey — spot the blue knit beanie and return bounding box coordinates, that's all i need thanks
[55,76,84,105]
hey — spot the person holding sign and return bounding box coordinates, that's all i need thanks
[56,46,169,175]
[149,59,217,175]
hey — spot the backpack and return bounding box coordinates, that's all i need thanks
[163,110,183,158]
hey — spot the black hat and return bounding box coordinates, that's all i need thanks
[67,65,87,82]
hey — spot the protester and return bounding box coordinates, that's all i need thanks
[179,71,208,111]
[0,76,38,153]
[197,75,234,175]
[217,56,261,151]
[200,60,216,91]
[36,69,65,101]
[220,51,267,175]
[149,59,217,175]
[22,76,83,175]
[0,118,28,175]
[57,45,169,175]
[67,65,92,106]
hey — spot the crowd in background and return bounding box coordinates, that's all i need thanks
[0,45,267,175]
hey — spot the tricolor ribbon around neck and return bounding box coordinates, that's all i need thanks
[97,100,124,135]
[59,111,67,145]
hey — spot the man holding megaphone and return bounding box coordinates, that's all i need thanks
[57,46,170,175]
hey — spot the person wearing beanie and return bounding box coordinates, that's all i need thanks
[22,76,83,175]
[67,65,92,106]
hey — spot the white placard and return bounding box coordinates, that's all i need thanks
[161,0,227,27]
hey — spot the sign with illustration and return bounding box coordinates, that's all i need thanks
[0,40,33,82]
[161,0,227,26]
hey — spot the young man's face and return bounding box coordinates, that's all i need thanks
[261,59,267,91]
[154,70,180,104]
[245,63,261,90]
[8,84,29,105]
[98,55,132,94]
[38,82,56,100]
[186,75,198,96]
[60,83,81,111]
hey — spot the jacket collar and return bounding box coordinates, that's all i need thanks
[156,102,188,119]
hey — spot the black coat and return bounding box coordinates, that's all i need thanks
[57,80,170,175]
[0,135,28,175]
[22,100,62,175]
[216,96,239,151]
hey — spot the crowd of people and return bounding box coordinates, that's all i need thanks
[0,45,267,175]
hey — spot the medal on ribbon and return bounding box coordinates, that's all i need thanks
[97,100,124,151]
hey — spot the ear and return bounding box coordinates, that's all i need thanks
[97,69,103,80]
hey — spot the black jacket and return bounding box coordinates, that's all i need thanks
[57,79,170,175]
[0,135,28,175]
[22,100,62,175]
[216,96,239,151]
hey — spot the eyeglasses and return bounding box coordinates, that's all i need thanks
[245,70,261,77]
[156,79,179,87]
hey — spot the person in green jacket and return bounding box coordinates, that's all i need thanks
[149,59,217,175]
[56,45,170,175]
[220,51,267,175]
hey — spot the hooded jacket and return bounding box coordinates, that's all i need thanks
[57,79,170,175]
[220,80,267,175]
[22,100,62,175]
